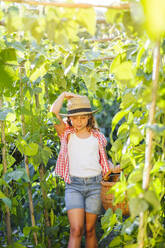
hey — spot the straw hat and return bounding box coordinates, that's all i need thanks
[60,96,98,117]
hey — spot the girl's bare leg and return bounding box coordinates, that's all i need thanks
[67,208,85,248]
[85,212,98,248]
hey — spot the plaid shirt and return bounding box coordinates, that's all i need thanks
[55,124,111,183]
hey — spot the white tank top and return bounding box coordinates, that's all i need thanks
[68,133,102,177]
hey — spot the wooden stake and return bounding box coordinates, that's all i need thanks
[138,40,160,248]
[143,40,160,190]
[19,66,38,246]
[88,37,120,43]
[1,0,130,9]
[35,93,51,248]
[79,56,114,63]
[0,97,12,245]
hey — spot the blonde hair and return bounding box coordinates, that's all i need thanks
[67,114,98,131]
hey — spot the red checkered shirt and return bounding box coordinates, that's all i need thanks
[55,124,111,183]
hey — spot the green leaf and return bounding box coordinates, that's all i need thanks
[105,9,123,24]
[142,0,165,39]
[0,190,6,198]
[45,19,56,41]
[6,8,23,33]
[55,31,70,47]
[50,208,54,226]
[30,18,45,42]
[143,190,160,211]
[120,93,136,109]
[23,15,45,42]
[0,65,17,92]
[0,178,11,190]
[110,55,122,74]
[124,244,138,248]
[109,236,122,247]
[0,10,4,20]
[115,208,122,220]
[117,123,129,137]
[83,71,97,92]
[6,112,16,122]
[111,139,122,152]
[120,154,134,172]
[76,8,96,35]
[30,55,47,81]
[16,139,39,157]
[111,110,128,134]
[4,169,24,182]
[136,47,145,67]
[12,242,27,248]
[101,208,113,230]
[151,161,165,173]
[6,168,29,183]
[23,226,32,236]
[128,112,134,124]
[2,198,12,209]
[0,108,13,121]
[45,8,57,41]
[113,61,134,80]
[0,191,12,209]
[6,154,16,168]
[122,220,138,236]
[41,146,52,166]
[24,143,39,156]
[9,41,26,52]
[64,53,75,76]
[0,48,17,64]
[129,198,149,218]
[128,167,143,183]
[130,125,143,145]
[100,209,117,241]
[54,66,67,89]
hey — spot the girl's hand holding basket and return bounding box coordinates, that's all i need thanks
[103,162,121,181]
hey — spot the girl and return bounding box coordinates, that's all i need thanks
[51,92,120,248]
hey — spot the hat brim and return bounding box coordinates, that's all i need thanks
[59,109,98,117]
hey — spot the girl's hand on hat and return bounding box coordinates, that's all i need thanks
[63,92,81,99]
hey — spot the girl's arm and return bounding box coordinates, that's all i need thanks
[50,92,79,136]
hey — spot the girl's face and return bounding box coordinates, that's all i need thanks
[69,115,89,131]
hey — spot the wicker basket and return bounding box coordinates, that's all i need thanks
[101,174,129,216]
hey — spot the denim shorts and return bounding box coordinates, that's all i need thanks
[65,174,102,215]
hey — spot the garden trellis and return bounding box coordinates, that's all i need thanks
[138,40,161,248]
[0,0,165,247]
[1,0,130,9]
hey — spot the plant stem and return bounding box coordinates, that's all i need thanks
[19,65,38,246]
[138,40,160,248]
[35,93,51,248]
[0,97,12,245]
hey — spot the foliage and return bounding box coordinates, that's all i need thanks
[0,0,165,247]
[100,0,165,247]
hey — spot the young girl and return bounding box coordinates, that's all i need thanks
[51,92,120,248]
